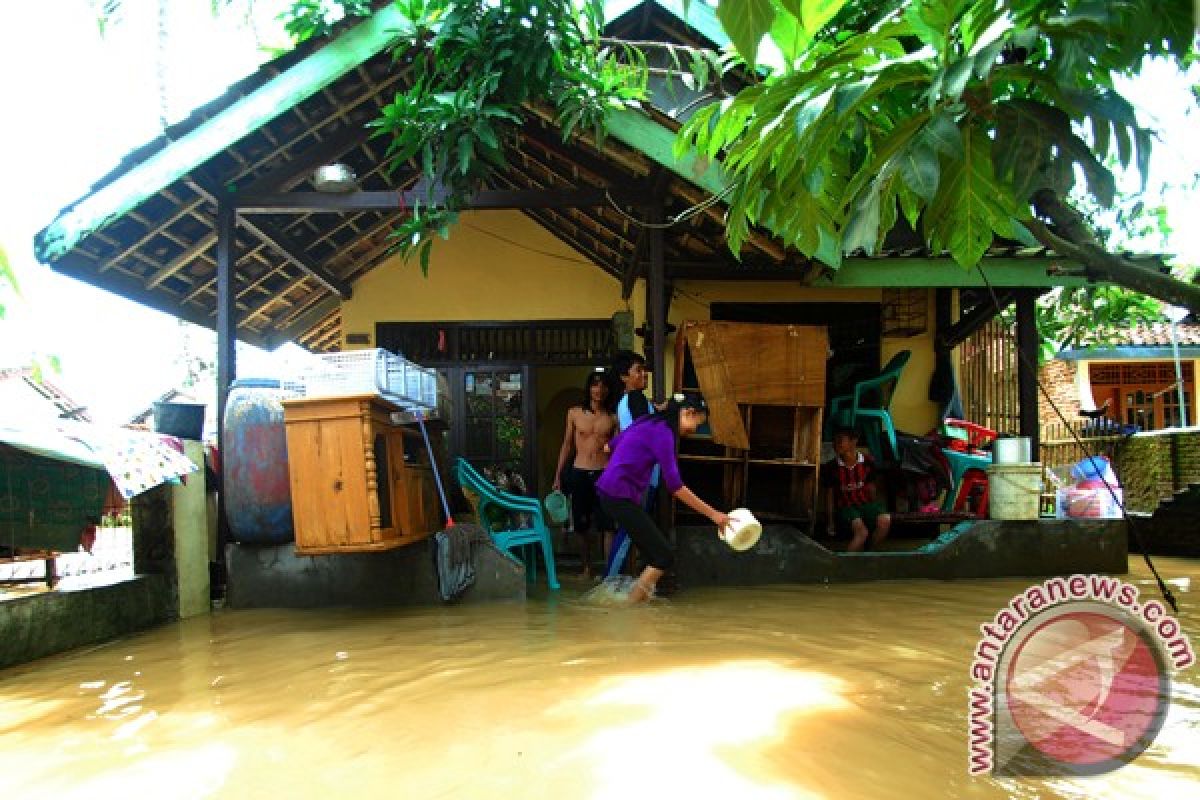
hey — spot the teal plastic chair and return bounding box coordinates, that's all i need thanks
[829,350,912,461]
[454,457,560,590]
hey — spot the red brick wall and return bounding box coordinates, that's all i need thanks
[1039,359,1081,429]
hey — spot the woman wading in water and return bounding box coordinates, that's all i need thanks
[596,393,730,603]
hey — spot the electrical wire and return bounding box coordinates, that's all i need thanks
[975,263,1179,613]
[604,182,738,229]
[459,221,598,266]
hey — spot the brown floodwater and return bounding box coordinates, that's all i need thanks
[2,558,1197,799]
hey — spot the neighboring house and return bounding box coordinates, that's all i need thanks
[34,1,1108,499]
[0,367,92,426]
[1041,321,1200,432]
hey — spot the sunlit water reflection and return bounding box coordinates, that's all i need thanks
[1,559,1196,798]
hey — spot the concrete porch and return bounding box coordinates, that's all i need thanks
[673,518,1128,586]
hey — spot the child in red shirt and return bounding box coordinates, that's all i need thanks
[822,427,891,552]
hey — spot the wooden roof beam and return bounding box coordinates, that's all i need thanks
[235,186,648,214]
[492,166,639,257]
[262,296,342,350]
[36,4,410,262]
[50,252,272,348]
[240,120,376,195]
[187,176,352,299]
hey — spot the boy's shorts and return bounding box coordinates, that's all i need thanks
[838,501,887,525]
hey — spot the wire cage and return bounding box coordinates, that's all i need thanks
[881,288,929,338]
[281,348,438,410]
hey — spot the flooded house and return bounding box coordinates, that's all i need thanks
[8,3,1197,796]
[27,0,1137,610]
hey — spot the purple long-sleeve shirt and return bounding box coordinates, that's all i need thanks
[595,416,684,503]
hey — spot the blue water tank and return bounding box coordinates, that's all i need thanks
[223,379,294,544]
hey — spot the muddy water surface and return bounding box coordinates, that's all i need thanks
[2,559,1197,799]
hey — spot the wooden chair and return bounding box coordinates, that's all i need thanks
[453,457,560,590]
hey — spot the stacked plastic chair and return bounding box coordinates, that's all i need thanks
[454,457,560,590]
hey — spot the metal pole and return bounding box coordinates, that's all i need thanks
[1171,320,1188,428]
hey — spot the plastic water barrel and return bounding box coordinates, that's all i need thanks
[223,379,295,544]
[987,463,1043,520]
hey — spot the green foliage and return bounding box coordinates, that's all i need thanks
[680,0,1189,275]
[0,242,16,321]
[1035,286,1163,361]
[280,0,374,41]
[279,0,1194,309]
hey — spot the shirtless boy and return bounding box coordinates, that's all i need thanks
[553,370,618,578]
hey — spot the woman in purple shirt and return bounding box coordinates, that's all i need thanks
[596,393,729,603]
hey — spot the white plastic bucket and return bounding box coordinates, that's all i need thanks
[987,463,1043,520]
[721,508,763,551]
[992,436,1032,464]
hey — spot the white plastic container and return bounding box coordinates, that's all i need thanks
[720,507,763,551]
[992,436,1032,464]
[987,463,1043,520]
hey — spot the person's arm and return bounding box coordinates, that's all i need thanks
[673,485,729,531]
[826,487,836,535]
[553,409,577,490]
[865,456,882,502]
[820,463,836,534]
[651,425,729,530]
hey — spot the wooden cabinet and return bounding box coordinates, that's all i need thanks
[673,321,827,527]
[282,394,439,555]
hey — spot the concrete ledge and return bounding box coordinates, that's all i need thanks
[674,519,1128,586]
[0,575,173,670]
[226,536,526,608]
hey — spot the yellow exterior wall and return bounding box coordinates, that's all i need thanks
[340,210,629,341]
[340,214,940,439]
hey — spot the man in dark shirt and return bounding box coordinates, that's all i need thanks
[822,426,891,551]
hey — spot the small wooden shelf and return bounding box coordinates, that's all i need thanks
[673,321,828,527]
[680,454,743,464]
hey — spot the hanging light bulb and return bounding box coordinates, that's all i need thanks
[312,164,357,193]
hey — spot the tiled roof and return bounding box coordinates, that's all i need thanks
[0,367,92,422]
[1113,321,1200,347]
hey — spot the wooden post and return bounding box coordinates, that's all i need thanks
[215,200,237,582]
[1015,289,1040,455]
[648,199,666,403]
[216,201,237,438]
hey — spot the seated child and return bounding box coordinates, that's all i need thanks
[822,426,891,552]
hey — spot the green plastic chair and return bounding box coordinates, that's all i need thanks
[829,350,912,461]
[454,457,560,590]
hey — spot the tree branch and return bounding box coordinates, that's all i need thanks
[1024,217,1200,313]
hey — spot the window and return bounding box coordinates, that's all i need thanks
[1090,362,1193,431]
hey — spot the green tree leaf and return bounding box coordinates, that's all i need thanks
[769,6,809,64]
[717,0,776,68]
[927,126,1016,268]
[899,142,940,201]
[800,0,846,37]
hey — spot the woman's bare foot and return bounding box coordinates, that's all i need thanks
[627,580,655,603]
